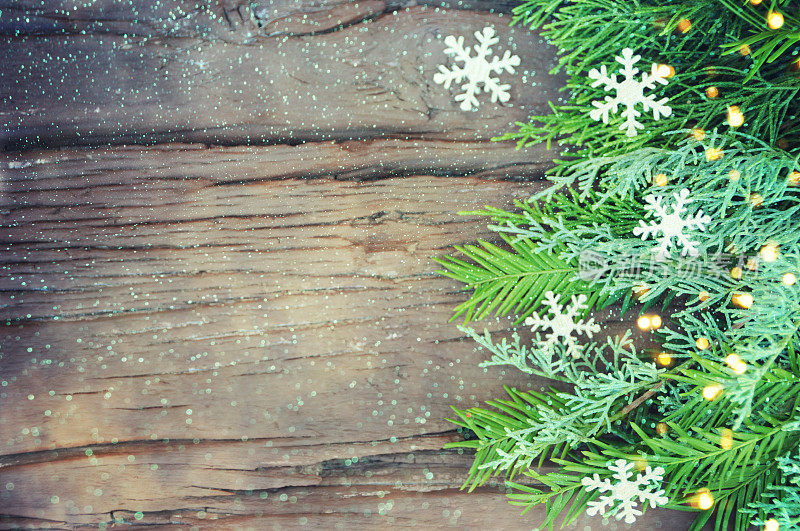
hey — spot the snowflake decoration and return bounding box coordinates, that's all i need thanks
[588,48,672,137]
[633,188,711,260]
[582,459,669,524]
[524,291,600,358]
[433,26,521,111]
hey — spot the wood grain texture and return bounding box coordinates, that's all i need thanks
[0,5,565,150]
[0,2,698,529]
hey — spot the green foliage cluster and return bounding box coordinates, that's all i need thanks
[437,1,800,529]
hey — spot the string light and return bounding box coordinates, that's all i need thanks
[789,171,800,186]
[729,169,741,181]
[699,290,710,302]
[750,192,764,207]
[720,428,734,450]
[727,105,744,127]
[656,352,672,366]
[730,266,743,280]
[750,0,762,4]
[695,337,710,350]
[760,243,779,262]
[656,422,669,435]
[739,44,752,56]
[657,64,675,78]
[732,292,754,309]
[705,86,719,98]
[637,315,662,330]
[767,11,785,30]
[677,18,692,33]
[691,128,706,141]
[706,147,724,161]
[746,257,759,271]
[783,272,797,286]
[703,385,722,400]
[764,518,780,531]
[726,353,747,375]
[653,173,668,186]
[696,489,715,510]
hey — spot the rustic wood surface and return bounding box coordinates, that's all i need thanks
[0,1,698,529]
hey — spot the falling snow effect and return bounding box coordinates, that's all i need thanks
[524,291,600,358]
[633,188,712,260]
[433,26,521,111]
[582,459,669,524]
[588,48,672,137]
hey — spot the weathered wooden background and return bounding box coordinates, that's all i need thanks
[0,1,697,528]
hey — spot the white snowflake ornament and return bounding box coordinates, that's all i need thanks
[525,291,600,358]
[633,188,711,260]
[589,48,672,137]
[433,26,520,111]
[582,459,669,524]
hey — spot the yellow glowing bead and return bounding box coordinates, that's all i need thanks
[677,18,692,33]
[699,290,710,302]
[696,337,710,350]
[765,518,780,531]
[783,273,797,286]
[657,64,675,78]
[733,292,754,309]
[651,315,662,328]
[730,266,743,280]
[739,44,752,56]
[656,422,669,435]
[767,11,785,29]
[691,128,706,141]
[760,243,779,262]
[720,428,734,450]
[746,258,759,271]
[727,106,744,127]
[789,171,800,186]
[729,169,741,181]
[726,354,747,375]
[697,491,715,510]
[705,86,719,98]
[653,173,668,186]
[750,193,764,207]
[750,0,763,4]
[703,385,722,401]
[656,352,672,366]
[637,316,652,330]
[706,147,723,161]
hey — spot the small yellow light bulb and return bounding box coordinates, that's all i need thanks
[750,193,764,207]
[653,173,668,186]
[650,315,662,329]
[739,44,752,56]
[656,352,672,366]
[677,18,692,33]
[789,171,800,186]
[726,354,747,375]
[656,422,669,435]
[706,147,724,161]
[695,337,710,350]
[760,243,779,262]
[783,273,797,286]
[697,490,715,510]
[637,316,652,330]
[732,292,754,309]
[720,428,734,450]
[765,518,780,531]
[699,290,710,302]
[703,385,722,400]
[691,128,706,141]
[750,0,763,4]
[767,11,785,30]
[730,266,743,280]
[657,64,675,78]
[729,169,741,181]
[727,106,744,127]
[705,86,719,98]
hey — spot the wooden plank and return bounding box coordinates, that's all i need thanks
[0,440,698,529]
[1,144,555,457]
[0,1,521,38]
[0,6,565,149]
